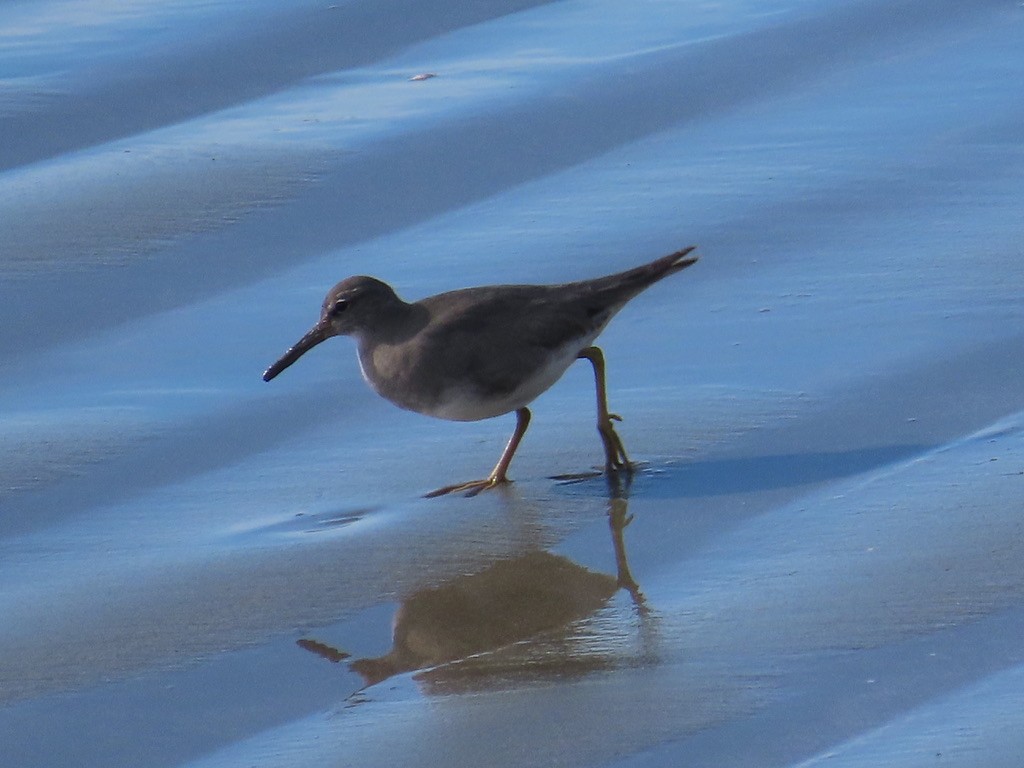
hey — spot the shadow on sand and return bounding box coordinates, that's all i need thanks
[638,443,929,498]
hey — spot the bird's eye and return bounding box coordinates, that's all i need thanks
[331,299,348,315]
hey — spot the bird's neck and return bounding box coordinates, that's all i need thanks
[357,301,429,347]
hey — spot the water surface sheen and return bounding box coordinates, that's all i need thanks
[2,0,1024,766]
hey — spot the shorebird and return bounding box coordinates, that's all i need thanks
[263,246,698,496]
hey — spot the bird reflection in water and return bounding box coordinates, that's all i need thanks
[298,491,650,694]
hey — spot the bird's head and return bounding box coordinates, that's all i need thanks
[263,276,401,382]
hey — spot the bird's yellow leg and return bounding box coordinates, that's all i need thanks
[425,407,532,498]
[578,346,632,473]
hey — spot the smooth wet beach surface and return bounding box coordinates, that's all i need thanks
[2,1,1024,765]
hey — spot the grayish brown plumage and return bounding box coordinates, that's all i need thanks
[264,245,698,496]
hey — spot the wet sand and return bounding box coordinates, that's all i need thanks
[2,0,1024,765]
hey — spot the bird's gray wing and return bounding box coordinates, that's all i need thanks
[415,286,608,398]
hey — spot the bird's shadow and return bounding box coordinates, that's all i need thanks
[556,443,930,498]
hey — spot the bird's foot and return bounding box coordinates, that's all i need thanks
[597,417,632,473]
[551,461,648,487]
[424,475,510,499]
[549,419,636,485]
[550,469,605,483]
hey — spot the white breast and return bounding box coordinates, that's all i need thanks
[426,335,596,422]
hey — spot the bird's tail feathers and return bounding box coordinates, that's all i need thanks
[585,245,699,301]
[660,245,699,276]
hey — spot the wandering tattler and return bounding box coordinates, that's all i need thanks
[263,246,698,496]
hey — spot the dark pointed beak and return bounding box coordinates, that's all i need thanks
[263,320,332,382]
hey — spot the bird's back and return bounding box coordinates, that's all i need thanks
[357,248,697,421]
